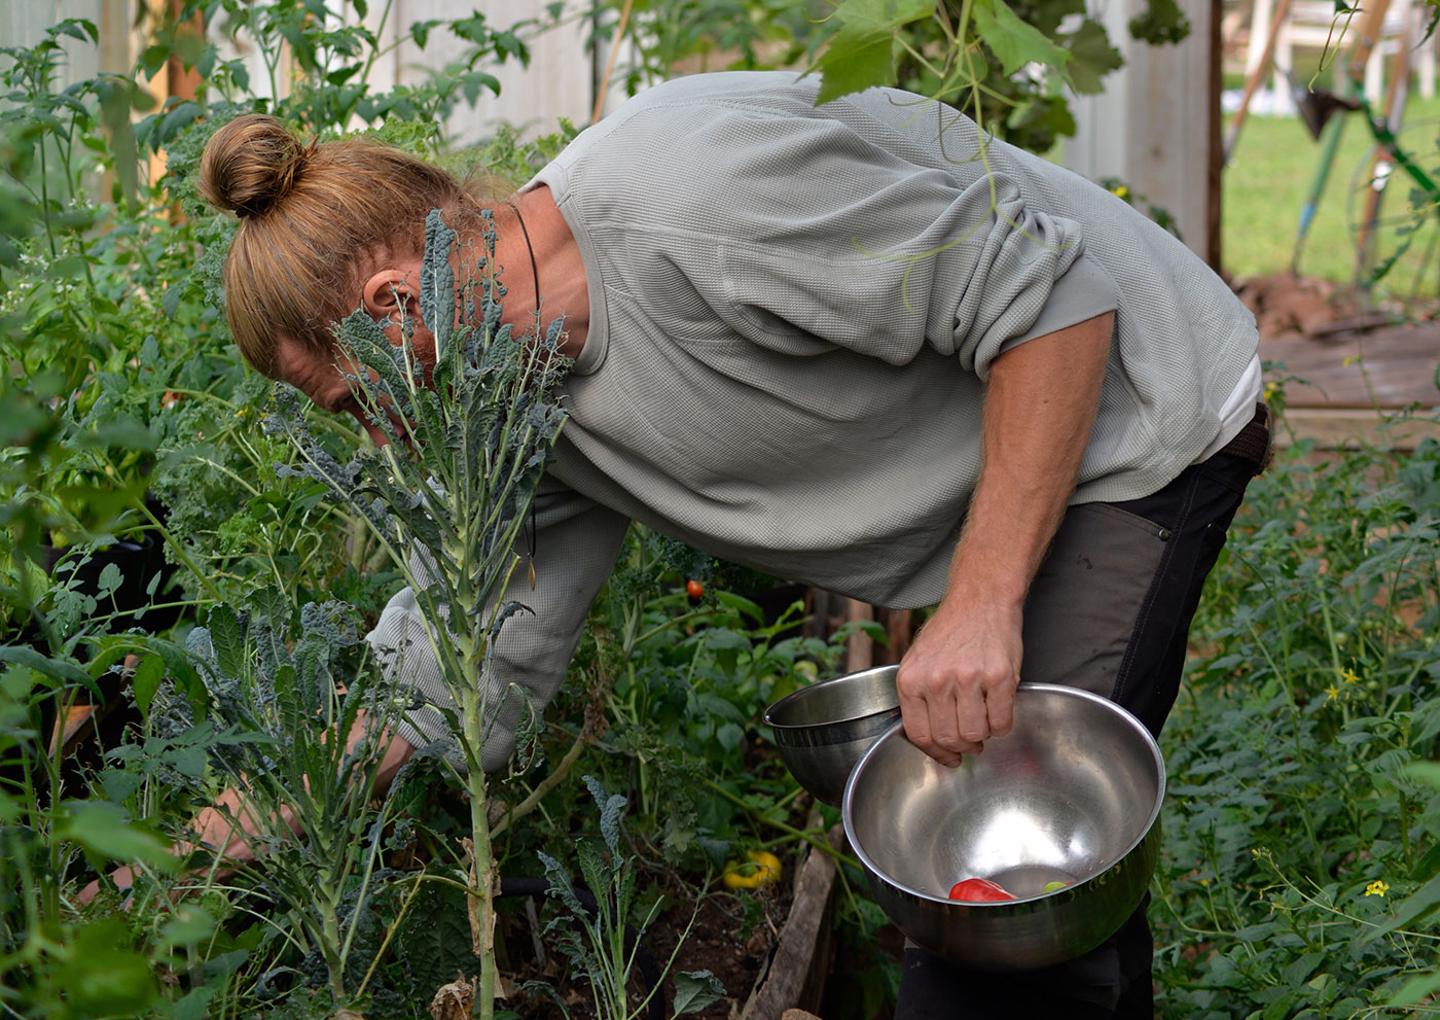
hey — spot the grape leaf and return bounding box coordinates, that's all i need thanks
[972,0,1070,77]
[1061,17,1124,95]
[811,0,935,106]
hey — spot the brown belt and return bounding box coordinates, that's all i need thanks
[1219,402,1273,474]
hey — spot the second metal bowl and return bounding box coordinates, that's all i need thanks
[763,664,900,805]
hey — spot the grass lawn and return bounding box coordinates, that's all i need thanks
[1222,88,1440,300]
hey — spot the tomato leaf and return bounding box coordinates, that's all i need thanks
[1389,970,1440,1007]
[0,646,100,698]
[672,970,726,1015]
[57,801,175,870]
[131,653,164,719]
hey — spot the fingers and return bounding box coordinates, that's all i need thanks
[898,663,993,767]
[894,608,1023,766]
[954,682,990,746]
[902,689,982,768]
[987,681,1016,738]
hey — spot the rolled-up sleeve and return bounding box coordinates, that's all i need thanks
[365,477,629,771]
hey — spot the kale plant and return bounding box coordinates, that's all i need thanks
[266,208,569,1020]
[539,777,724,1020]
[176,592,412,1008]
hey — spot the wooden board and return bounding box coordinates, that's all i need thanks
[1261,324,1440,409]
[1261,320,1439,449]
[740,827,843,1020]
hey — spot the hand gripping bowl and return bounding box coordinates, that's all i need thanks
[762,664,901,806]
[842,684,1165,970]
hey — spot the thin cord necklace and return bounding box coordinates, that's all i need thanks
[505,198,542,588]
[506,198,541,318]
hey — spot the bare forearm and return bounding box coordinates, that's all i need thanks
[896,311,1113,765]
[941,311,1114,612]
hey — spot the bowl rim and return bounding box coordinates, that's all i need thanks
[840,682,1167,907]
[762,663,900,731]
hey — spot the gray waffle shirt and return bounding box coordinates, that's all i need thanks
[367,71,1260,766]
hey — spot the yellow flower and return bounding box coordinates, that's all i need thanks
[1326,685,1340,700]
[1263,381,1280,401]
[1111,184,1130,199]
[1365,880,1389,897]
[1343,354,1359,367]
[1340,668,1360,685]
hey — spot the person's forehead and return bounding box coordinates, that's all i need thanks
[271,333,307,380]
[273,336,348,401]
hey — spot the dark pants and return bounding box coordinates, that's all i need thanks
[895,410,1269,1019]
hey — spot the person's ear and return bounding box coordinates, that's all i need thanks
[362,269,415,327]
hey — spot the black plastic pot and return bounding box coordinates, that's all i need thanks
[14,500,181,785]
[42,502,181,635]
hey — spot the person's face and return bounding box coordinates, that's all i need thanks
[272,333,392,445]
[273,263,436,445]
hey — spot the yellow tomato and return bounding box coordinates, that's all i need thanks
[722,850,782,890]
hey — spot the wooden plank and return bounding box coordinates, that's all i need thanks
[1207,0,1223,269]
[884,608,913,665]
[740,826,843,1020]
[844,598,873,673]
[1066,0,1217,260]
[1261,325,1440,409]
[1275,407,1440,449]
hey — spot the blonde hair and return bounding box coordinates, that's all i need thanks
[198,115,473,377]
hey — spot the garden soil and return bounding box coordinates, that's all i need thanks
[506,880,792,1018]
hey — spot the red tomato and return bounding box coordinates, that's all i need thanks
[947,878,1016,902]
[686,579,704,600]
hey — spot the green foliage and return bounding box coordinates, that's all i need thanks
[0,3,567,1016]
[589,0,1184,154]
[811,0,934,105]
[15,2,1430,1017]
[268,208,569,775]
[573,528,854,867]
[1155,433,1440,1016]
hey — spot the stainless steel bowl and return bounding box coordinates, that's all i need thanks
[763,664,901,805]
[843,683,1164,970]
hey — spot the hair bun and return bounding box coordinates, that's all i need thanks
[199,114,309,219]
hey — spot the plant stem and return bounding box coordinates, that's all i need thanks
[460,687,497,1020]
[490,722,590,840]
[132,496,223,602]
[320,900,346,1001]
[702,778,859,870]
